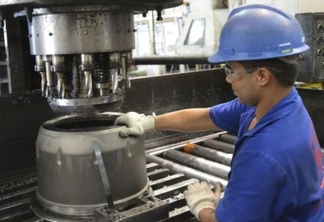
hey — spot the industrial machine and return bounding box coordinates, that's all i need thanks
[0,0,324,221]
[0,0,183,114]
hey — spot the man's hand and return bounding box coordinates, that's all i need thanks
[114,112,155,137]
[184,181,222,221]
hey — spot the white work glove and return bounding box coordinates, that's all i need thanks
[184,181,222,221]
[114,112,155,137]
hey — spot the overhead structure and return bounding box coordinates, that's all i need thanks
[0,0,183,114]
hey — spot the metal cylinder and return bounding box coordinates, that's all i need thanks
[219,134,237,144]
[35,113,149,216]
[81,54,94,65]
[28,7,135,55]
[163,149,230,179]
[203,139,235,154]
[146,154,228,187]
[184,143,233,166]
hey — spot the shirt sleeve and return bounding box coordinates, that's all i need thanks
[209,98,248,134]
[216,150,296,222]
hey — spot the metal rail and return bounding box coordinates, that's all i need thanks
[146,154,228,187]
[133,56,211,65]
[146,132,227,156]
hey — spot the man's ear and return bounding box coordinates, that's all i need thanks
[256,68,271,86]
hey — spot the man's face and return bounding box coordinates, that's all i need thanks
[225,61,260,106]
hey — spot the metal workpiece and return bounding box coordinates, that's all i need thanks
[184,143,233,166]
[146,154,228,187]
[35,113,149,216]
[203,139,235,154]
[163,149,230,179]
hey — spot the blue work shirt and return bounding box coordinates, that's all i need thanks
[209,88,324,222]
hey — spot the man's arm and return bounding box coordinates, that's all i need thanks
[155,108,221,132]
[114,108,222,137]
[199,208,218,222]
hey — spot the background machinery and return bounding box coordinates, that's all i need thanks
[0,0,324,221]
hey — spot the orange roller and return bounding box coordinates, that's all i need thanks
[184,143,197,153]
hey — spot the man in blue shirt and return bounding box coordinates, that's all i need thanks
[115,3,324,222]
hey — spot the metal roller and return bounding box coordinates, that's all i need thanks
[203,139,235,154]
[219,134,237,144]
[163,149,230,179]
[184,143,232,166]
[146,154,228,187]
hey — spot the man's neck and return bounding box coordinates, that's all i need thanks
[254,86,292,122]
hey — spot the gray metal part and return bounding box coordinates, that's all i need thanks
[146,153,228,187]
[31,198,96,222]
[203,139,235,154]
[295,13,324,82]
[163,149,230,179]
[48,95,124,115]
[36,114,148,215]
[94,197,169,222]
[218,134,237,144]
[28,11,134,55]
[191,144,233,166]
[133,56,210,65]
[94,146,116,213]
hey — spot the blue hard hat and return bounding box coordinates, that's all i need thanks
[208,4,309,63]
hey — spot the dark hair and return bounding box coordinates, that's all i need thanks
[239,58,299,87]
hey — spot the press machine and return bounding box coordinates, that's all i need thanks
[0,0,324,221]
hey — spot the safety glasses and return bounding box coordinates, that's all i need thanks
[224,65,258,83]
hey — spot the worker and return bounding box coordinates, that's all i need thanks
[115,3,324,222]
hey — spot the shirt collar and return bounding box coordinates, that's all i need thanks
[244,87,299,136]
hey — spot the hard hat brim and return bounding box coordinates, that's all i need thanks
[207,45,309,64]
